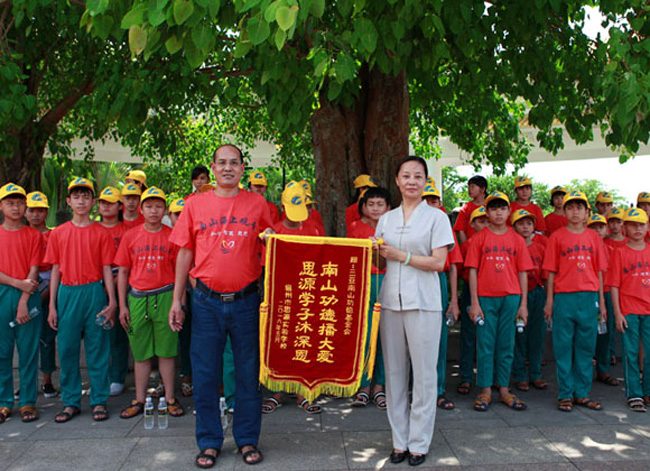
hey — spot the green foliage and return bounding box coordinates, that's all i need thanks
[568,178,627,209]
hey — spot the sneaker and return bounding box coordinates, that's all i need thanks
[41,383,58,398]
[109,382,125,396]
[13,389,19,400]
[149,382,164,398]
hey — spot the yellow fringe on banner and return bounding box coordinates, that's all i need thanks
[363,302,382,379]
[258,302,270,383]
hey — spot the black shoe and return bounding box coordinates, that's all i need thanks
[408,453,426,466]
[389,450,408,464]
[42,383,58,398]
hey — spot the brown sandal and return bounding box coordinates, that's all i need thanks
[574,398,602,410]
[120,400,144,419]
[0,407,11,423]
[168,398,185,417]
[18,405,38,422]
[55,406,80,423]
[558,398,573,412]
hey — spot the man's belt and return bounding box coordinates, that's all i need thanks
[196,279,258,303]
[130,284,174,298]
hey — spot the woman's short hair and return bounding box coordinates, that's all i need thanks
[395,155,428,178]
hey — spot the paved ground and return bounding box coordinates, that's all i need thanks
[1,334,648,471]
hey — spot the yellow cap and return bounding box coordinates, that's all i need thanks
[298,180,312,197]
[358,188,369,201]
[550,185,567,195]
[353,174,377,189]
[249,171,267,186]
[624,207,649,224]
[121,183,142,196]
[637,192,650,204]
[587,213,607,226]
[511,208,536,225]
[485,190,510,206]
[67,177,94,194]
[125,169,147,185]
[607,207,624,221]
[422,184,440,198]
[0,183,26,201]
[470,206,487,223]
[200,181,216,193]
[595,191,613,204]
[140,187,167,205]
[563,190,590,209]
[169,198,185,213]
[282,185,308,222]
[514,176,532,188]
[98,186,122,204]
[426,176,436,186]
[26,191,49,208]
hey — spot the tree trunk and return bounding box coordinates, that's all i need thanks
[0,123,46,190]
[310,66,409,236]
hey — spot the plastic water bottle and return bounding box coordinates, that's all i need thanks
[144,397,154,429]
[445,312,455,327]
[597,316,608,335]
[9,306,40,328]
[158,397,168,430]
[220,397,228,431]
[476,314,485,326]
[516,318,525,333]
[95,307,111,330]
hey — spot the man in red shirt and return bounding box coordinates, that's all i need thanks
[169,144,271,468]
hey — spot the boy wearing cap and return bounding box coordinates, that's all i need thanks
[248,171,280,225]
[595,192,614,217]
[465,191,532,411]
[98,187,130,397]
[511,209,548,392]
[25,191,58,398]
[116,187,184,419]
[125,169,147,191]
[609,208,650,411]
[586,214,620,387]
[0,183,43,423]
[456,206,488,395]
[44,177,117,422]
[543,190,607,412]
[605,208,627,250]
[637,193,650,241]
[454,175,488,244]
[121,183,145,229]
[299,180,325,234]
[545,186,569,236]
[346,174,377,232]
[422,188,463,409]
[511,176,547,234]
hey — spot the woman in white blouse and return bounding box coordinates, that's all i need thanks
[373,156,454,467]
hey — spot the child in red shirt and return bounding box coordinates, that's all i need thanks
[510,176,547,233]
[543,190,607,412]
[0,183,43,423]
[605,207,628,250]
[545,186,568,236]
[453,175,487,243]
[610,208,650,411]
[465,191,533,411]
[121,183,145,229]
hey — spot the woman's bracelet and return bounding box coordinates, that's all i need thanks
[403,251,412,266]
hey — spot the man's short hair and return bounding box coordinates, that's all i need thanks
[213,144,244,164]
[486,199,508,210]
[191,165,209,180]
[69,187,94,197]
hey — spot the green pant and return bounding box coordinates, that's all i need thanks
[513,285,546,382]
[552,291,598,400]
[437,272,449,395]
[476,295,520,389]
[0,285,42,408]
[109,314,130,384]
[57,282,110,408]
[621,314,650,399]
[222,335,236,407]
[359,273,385,389]
[458,283,476,383]
[595,291,615,374]
[39,301,57,374]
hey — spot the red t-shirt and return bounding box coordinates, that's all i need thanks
[509,201,547,233]
[545,213,567,235]
[123,213,145,230]
[267,200,280,225]
[308,208,325,234]
[607,243,650,315]
[345,202,360,232]
[44,222,115,286]
[102,222,128,253]
[605,237,628,250]
[169,190,272,292]
[114,225,178,291]
[38,229,52,272]
[526,237,546,289]
[453,201,480,240]
[0,225,42,280]
[348,219,385,275]
[464,227,533,297]
[542,227,607,293]
[443,232,463,272]
[459,238,474,282]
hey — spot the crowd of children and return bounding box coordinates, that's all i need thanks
[1,165,650,426]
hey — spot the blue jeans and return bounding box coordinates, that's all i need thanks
[191,286,262,451]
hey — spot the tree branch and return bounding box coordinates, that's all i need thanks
[38,78,95,135]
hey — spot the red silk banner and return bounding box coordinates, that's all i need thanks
[260,234,377,401]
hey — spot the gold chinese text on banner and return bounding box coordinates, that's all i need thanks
[260,234,380,402]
